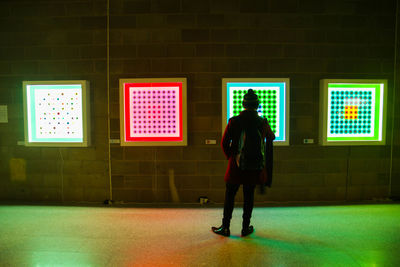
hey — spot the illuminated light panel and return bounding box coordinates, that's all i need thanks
[120,78,187,146]
[222,78,290,146]
[23,81,90,147]
[320,79,387,146]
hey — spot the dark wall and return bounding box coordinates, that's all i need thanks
[0,0,109,201]
[392,4,400,198]
[0,0,398,203]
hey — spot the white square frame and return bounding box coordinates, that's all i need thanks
[222,78,290,146]
[119,78,188,147]
[319,79,387,146]
[23,80,91,147]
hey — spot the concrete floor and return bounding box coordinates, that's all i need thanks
[0,204,399,267]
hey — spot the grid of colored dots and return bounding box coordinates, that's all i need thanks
[344,106,358,120]
[131,89,178,136]
[232,89,277,132]
[329,90,372,135]
[35,89,81,137]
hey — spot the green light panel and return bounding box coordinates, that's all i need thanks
[222,78,290,146]
[320,79,387,146]
[231,89,278,134]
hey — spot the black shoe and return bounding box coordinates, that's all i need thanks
[241,225,254,237]
[211,225,230,237]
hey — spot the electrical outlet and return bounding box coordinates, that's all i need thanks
[198,196,209,204]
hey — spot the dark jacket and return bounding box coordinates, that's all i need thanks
[221,110,275,186]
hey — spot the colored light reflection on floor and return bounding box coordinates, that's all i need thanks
[0,204,399,266]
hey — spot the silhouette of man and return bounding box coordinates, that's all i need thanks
[212,89,275,237]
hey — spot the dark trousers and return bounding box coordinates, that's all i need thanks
[222,183,256,228]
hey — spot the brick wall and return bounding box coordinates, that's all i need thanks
[0,0,398,203]
[0,0,109,202]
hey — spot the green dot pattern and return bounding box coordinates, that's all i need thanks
[232,89,277,132]
[329,90,373,135]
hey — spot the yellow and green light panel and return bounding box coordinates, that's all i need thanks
[319,79,387,146]
[222,78,290,146]
[23,80,91,147]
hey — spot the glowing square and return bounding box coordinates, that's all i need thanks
[23,81,90,147]
[320,79,387,146]
[344,106,358,120]
[120,78,187,146]
[222,78,290,146]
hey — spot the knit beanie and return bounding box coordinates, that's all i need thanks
[242,89,259,109]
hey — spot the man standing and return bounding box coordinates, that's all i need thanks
[212,89,275,237]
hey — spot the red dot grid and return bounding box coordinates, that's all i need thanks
[131,89,178,136]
